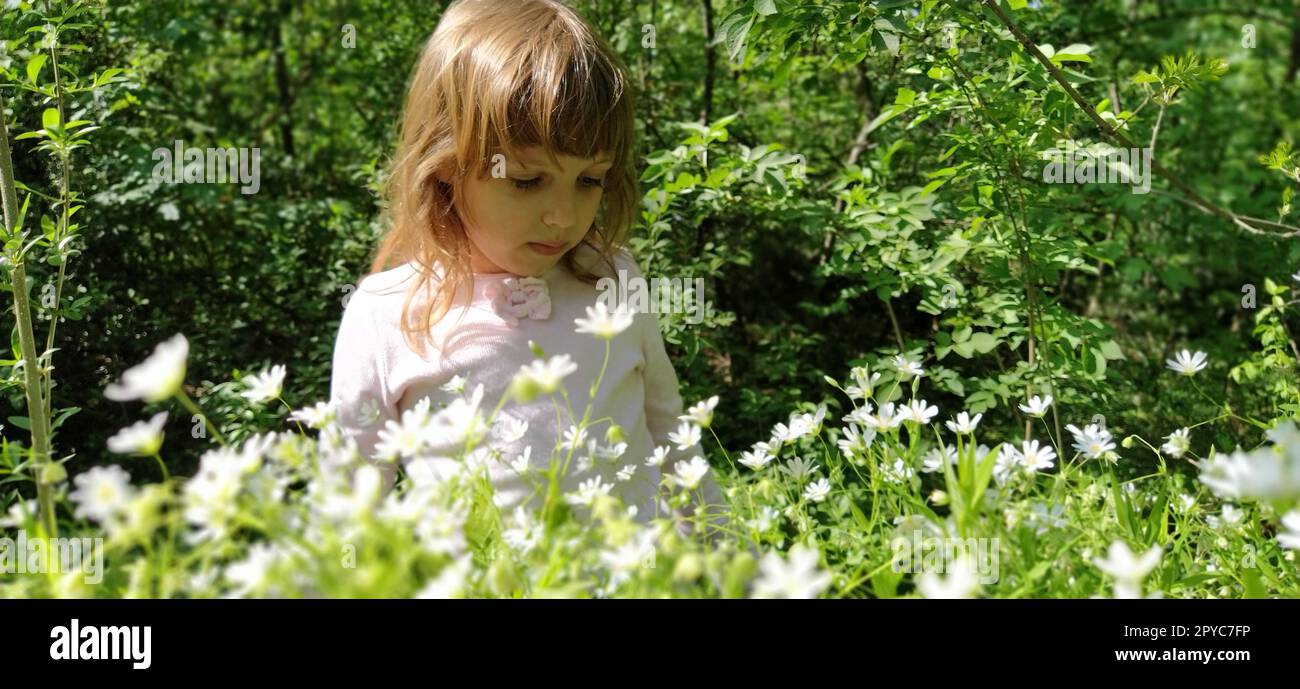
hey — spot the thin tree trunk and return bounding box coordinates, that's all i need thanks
[700,0,715,125]
[272,1,296,157]
[819,62,875,266]
[1287,6,1300,83]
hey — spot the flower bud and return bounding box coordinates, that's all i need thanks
[673,553,703,583]
[507,373,540,404]
[488,557,523,597]
[722,551,757,599]
[40,462,67,485]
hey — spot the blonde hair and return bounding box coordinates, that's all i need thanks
[369,0,638,359]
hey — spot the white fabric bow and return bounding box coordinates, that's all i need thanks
[485,276,551,325]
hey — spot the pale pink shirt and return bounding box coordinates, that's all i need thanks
[329,245,718,522]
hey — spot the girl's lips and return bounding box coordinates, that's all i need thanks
[528,242,567,256]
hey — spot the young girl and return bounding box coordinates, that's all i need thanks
[329,0,722,527]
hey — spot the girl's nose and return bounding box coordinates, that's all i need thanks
[543,192,576,229]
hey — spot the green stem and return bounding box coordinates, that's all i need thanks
[176,389,229,446]
[0,90,57,538]
[40,18,71,424]
[708,426,735,473]
[542,338,612,532]
[277,396,307,435]
[150,452,170,482]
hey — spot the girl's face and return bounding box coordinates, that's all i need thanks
[456,146,612,277]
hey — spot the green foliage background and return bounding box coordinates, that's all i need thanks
[3,0,1298,486]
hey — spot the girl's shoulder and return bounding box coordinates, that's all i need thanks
[572,242,643,280]
[609,245,640,273]
[340,261,426,335]
[356,260,423,297]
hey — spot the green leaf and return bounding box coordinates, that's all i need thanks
[870,568,901,599]
[849,501,870,531]
[1120,257,1150,282]
[1052,53,1093,64]
[94,67,124,85]
[965,390,996,413]
[719,12,756,63]
[1240,569,1267,599]
[970,332,999,354]
[920,178,946,197]
[972,444,1000,507]
[26,54,47,84]
[873,20,900,56]
[1091,347,1107,377]
[42,108,61,132]
[939,443,964,518]
[1158,265,1196,292]
[1111,476,1134,537]
[865,107,902,136]
[755,0,777,16]
[51,406,81,429]
[1146,494,1169,545]
[1052,44,1094,64]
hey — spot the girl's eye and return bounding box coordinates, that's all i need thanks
[510,176,605,190]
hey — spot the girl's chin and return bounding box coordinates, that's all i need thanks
[483,265,548,279]
[473,249,563,278]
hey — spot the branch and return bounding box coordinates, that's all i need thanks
[978,0,1300,239]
